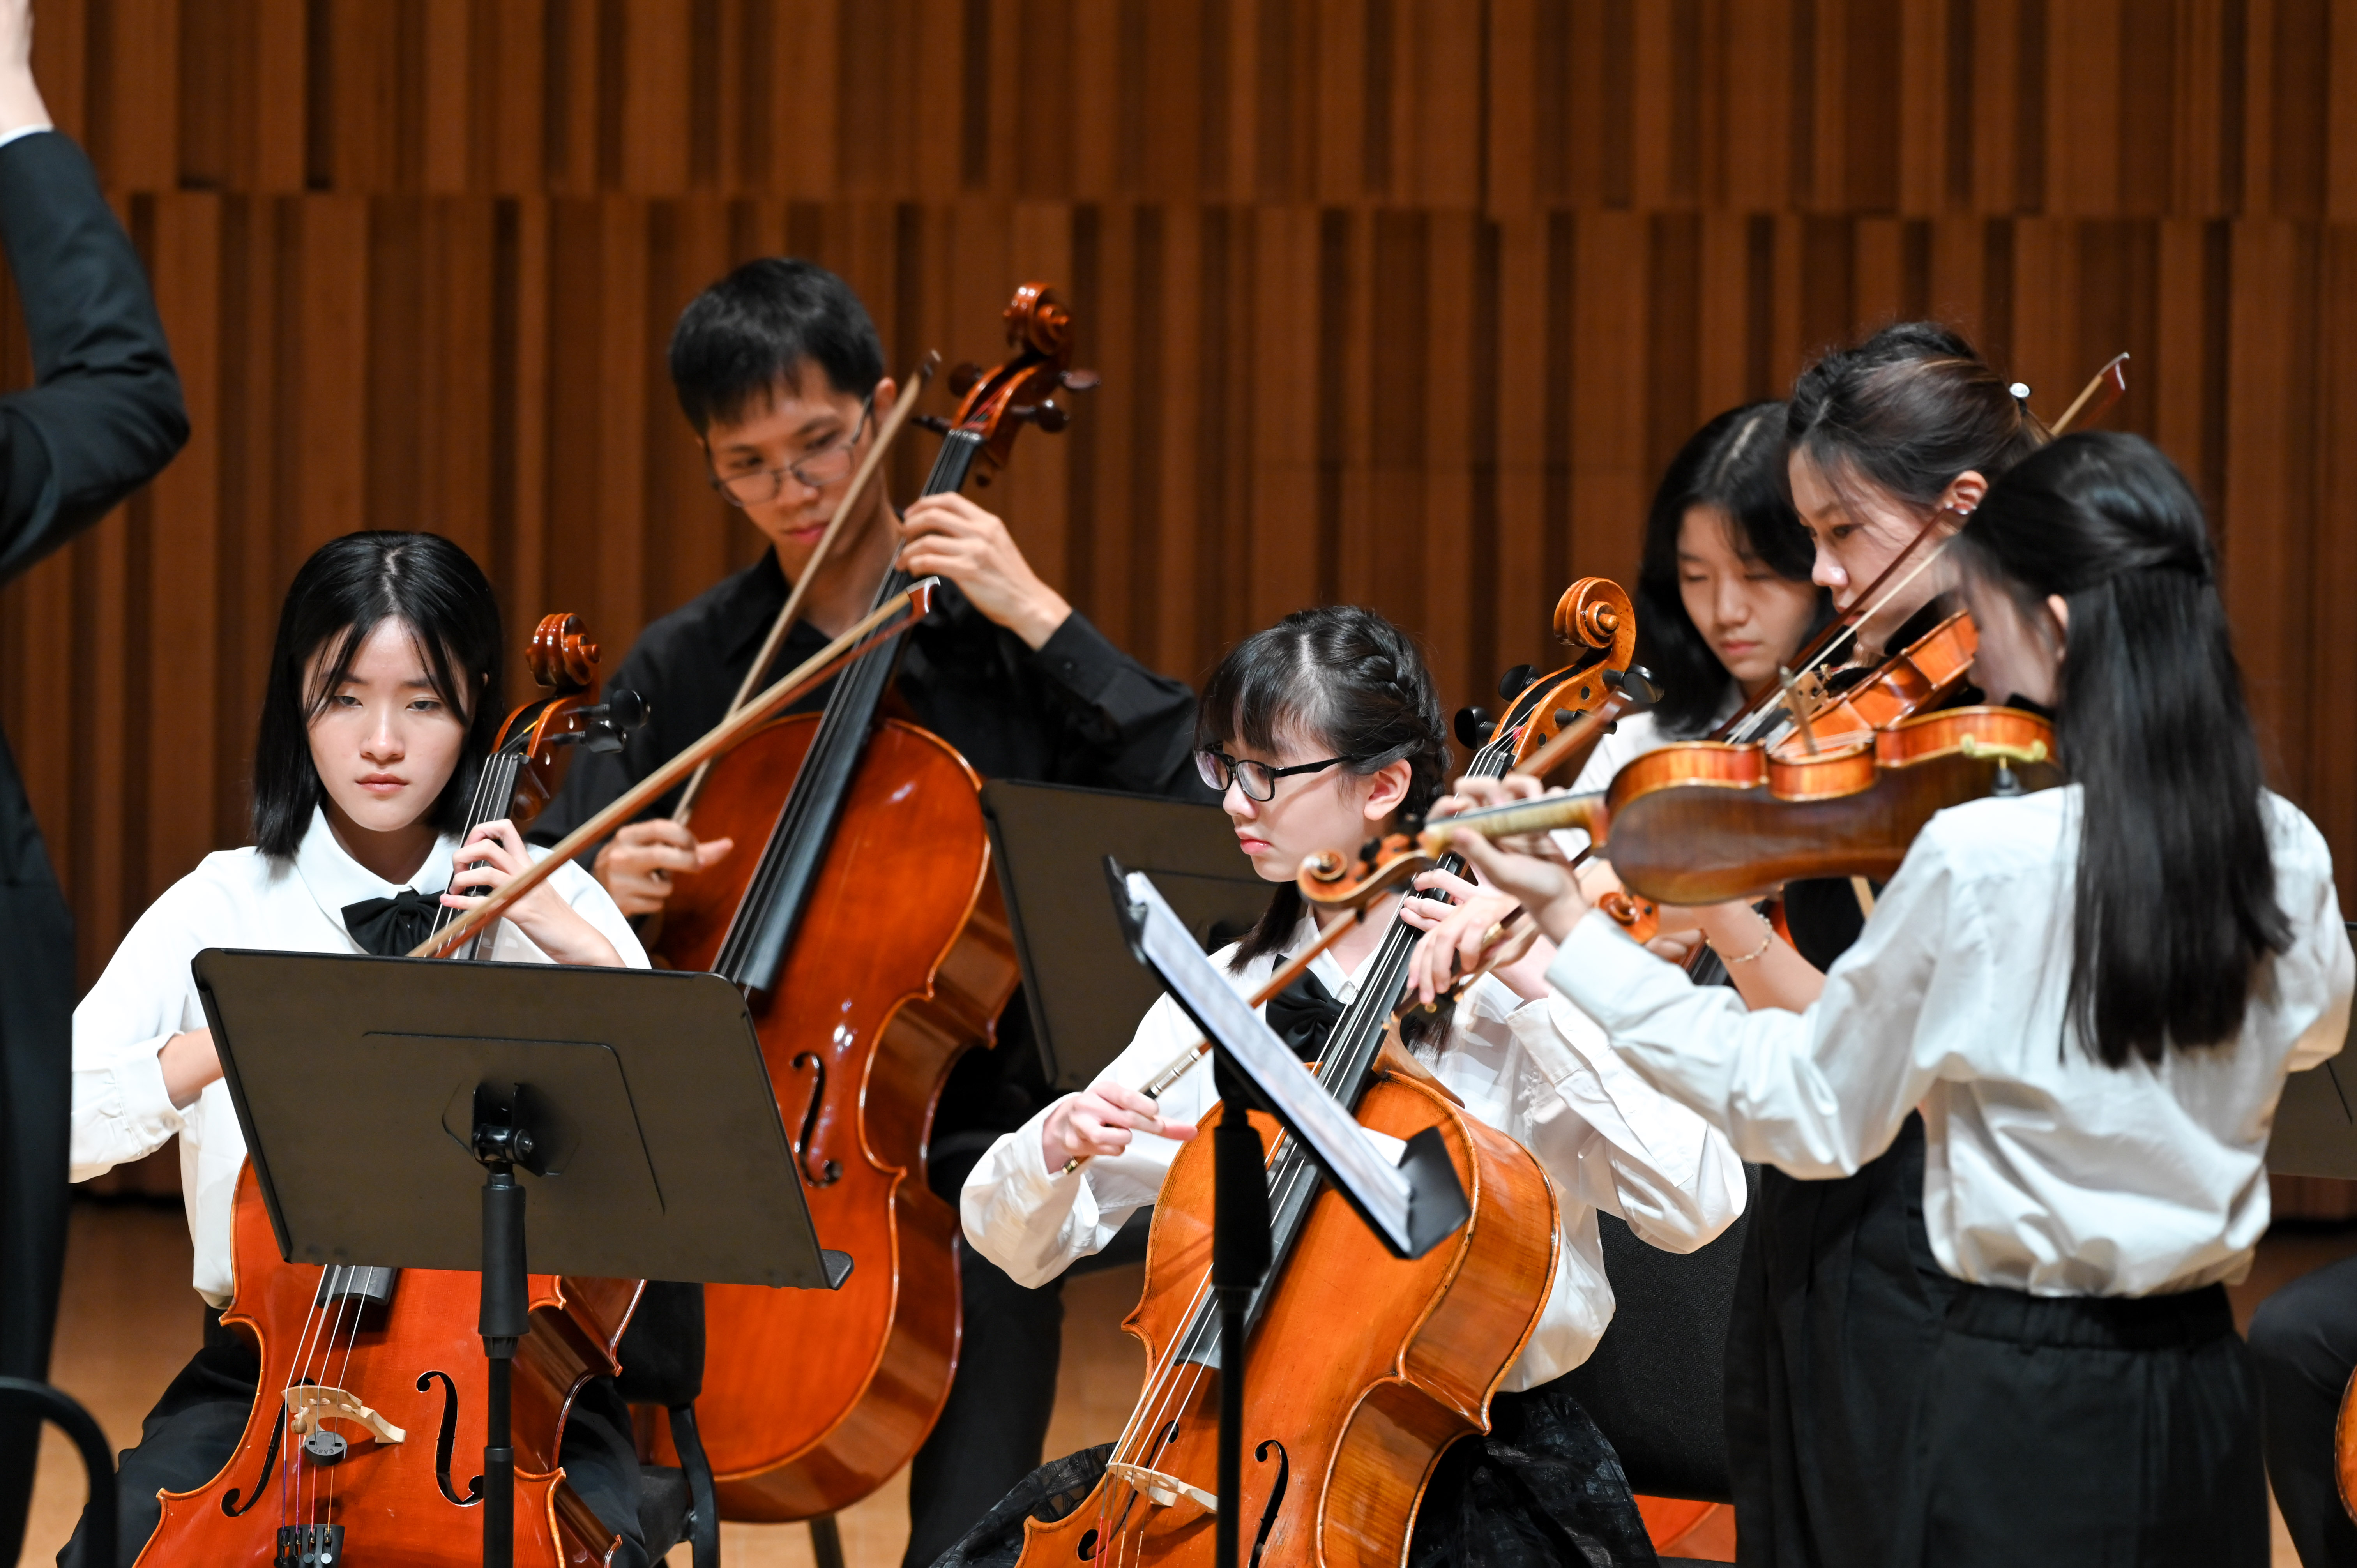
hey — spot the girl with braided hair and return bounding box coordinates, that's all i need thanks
[1442,433,2352,1565]
[949,604,1744,1567]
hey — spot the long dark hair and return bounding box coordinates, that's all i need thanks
[1956,433,2290,1067]
[1636,402,1825,736]
[252,532,504,858]
[1197,606,1450,970]
[1788,321,2048,509]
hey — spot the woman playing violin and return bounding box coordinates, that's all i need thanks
[954,606,1744,1567]
[1443,431,2353,1567]
[1410,401,1831,1008]
[62,533,652,1568]
[1412,323,2054,1568]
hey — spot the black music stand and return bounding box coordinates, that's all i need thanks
[981,779,1270,1090]
[1106,863,1469,1568]
[193,950,850,1568]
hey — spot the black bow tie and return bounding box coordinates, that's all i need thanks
[342,887,445,957]
[1263,971,1345,1063]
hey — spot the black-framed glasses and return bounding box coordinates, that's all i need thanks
[706,398,873,507]
[1195,748,1359,802]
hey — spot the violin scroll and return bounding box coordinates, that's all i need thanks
[1297,835,1438,909]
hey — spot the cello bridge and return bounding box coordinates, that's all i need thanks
[284,1385,405,1446]
[1104,1461,1216,1514]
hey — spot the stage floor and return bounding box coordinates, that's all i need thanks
[18,1197,2351,1566]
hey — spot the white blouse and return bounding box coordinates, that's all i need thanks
[71,806,649,1304]
[1548,786,2355,1297]
[960,923,1747,1391]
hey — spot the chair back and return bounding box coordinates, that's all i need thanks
[0,1377,115,1567]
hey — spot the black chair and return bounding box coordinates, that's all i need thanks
[615,1281,721,1568]
[1563,1164,1759,1566]
[0,1378,114,1568]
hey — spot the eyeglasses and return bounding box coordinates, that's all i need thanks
[1195,748,1359,802]
[707,399,873,507]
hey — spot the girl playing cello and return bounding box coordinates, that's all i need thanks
[63,533,652,1566]
[1443,432,2354,1565]
[955,606,1745,1566]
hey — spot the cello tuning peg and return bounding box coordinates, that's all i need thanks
[912,413,953,435]
[1028,399,1069,433]
[946,361,983,397]
[1453,706,1496,747]
[1495,664,1535,701]
[1060,368,1102,393]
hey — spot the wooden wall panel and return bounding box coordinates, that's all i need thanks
[4,0,2356,987]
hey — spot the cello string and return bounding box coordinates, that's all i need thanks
[1097,722,1518,1544]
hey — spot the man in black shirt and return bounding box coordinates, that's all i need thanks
[535,258,1209,1567]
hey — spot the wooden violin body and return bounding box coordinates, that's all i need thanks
[645,714,1019,1517]
[1591,705,2062,905]
[143,1166,637,1567]
[1012,1056,1558,1566]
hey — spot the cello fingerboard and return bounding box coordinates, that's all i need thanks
[311,1265,398,1329]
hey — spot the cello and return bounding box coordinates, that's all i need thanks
[641,284,1092,1519]
[141,616,651,1567]
[1008,581,1637,1567]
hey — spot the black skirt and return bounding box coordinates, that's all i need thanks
[929,1375,1658,1568]
[1726,1111,1959,1568]
[1902,1280,2265,1567]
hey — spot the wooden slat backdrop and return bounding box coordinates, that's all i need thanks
[10,0,2357,989]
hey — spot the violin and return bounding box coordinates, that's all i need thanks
[1009,582,1640,1567]
[641,284,1092,1522]
[1420,704,2062,908]
[144,616,651,1568]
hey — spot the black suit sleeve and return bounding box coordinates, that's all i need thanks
[0,130,187,583]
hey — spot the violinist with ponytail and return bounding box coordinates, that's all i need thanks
[1445,432,2353,1564]
[954,606,1744,1567]
[60,534,653,1568]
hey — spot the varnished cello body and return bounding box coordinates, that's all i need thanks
[637,283,1088,1518]
[144,1167,638,1566]
[646,715,1019,1516]
[1015,1063,1557,1566]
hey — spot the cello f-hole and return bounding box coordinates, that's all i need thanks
[1249,1439,1290,1566]
[791,1052,843,1187]
[220,1397,290,1517]
[416,1370,484,1506]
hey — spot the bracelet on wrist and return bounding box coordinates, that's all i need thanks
[1710,918,1775,965]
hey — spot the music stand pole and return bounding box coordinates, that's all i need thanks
[1211,1056,1272,1568]
[473,1108,534,1568]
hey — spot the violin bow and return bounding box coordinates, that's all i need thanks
[409,581,943,958]
[2050,352,2129,436]
[670,351,940,825]
[1058,907,1366,1175]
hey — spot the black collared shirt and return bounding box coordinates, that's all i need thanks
[535,550,1215,845]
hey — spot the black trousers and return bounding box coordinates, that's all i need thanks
[2249,1250,2357,1567]
[1907,1281,2265,1567]
[59,1308,652,1568]
[0,878,77,1563]
[901,1239,1064,1568]
[1727,1112,1957,1568]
